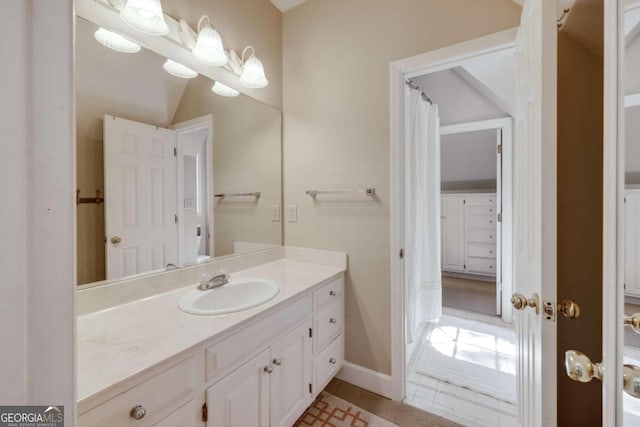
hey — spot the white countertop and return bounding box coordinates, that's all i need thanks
[77,259,345,405]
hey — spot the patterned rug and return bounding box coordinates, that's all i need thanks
[294,392,398,427]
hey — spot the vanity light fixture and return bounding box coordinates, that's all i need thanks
[239,46,269,89]
[94,27,141,53]
[211,82,239,97]
[192,16,228,67]
[120,0,169,36]
[163,59,198,79]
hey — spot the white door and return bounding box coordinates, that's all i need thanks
[441,195,465,272]
[625,191,640,297]
[207,349,271,427]
[104,116,178,280]
[514,0,557,425]
[496,129,503,316]
[270,321,313,427]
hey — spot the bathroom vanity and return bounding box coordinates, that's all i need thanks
[77,253,346,426]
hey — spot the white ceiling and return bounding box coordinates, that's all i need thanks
[270,0,308,12]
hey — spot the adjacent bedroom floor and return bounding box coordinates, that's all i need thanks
[442,275,497,316]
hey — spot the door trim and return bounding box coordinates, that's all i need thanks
[389,27,518,402]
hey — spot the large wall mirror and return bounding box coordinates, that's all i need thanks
[76,16,282,287]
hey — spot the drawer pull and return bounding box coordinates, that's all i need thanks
[273,358,282,366]
[264,366,273,374]
[329,290,337,296]
[329,357,337,365]
[489,235,493,239]
[489,265,494,269]
[329,318,337,324]
[130,405,146,420]
[489,250,493,254]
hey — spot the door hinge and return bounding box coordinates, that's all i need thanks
[309,327,313,338]
[174,214,178,223]
[309,383,313,394]
[399,249,404,259]
[173,147,177,157]
[497,213,502,222]
[202,403,208,422]
[497,144,503,154]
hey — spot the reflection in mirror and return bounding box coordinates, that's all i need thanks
[75,17,282,286]
[624,1,640,424]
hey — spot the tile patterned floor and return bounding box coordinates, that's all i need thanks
[404,307,518,427]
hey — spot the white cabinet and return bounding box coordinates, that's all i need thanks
[441,193,497,277]
[626,190,640,297]
[441,195,465,272]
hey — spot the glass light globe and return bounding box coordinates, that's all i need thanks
[192,25,228,67]
[240,54,269,89]
[163,59,198,79]
[120,0,169,36]
[94,28,141,53]
[211,82,239,97]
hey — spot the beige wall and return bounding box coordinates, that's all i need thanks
[282,0,521,374]
[162,0,283,109]
[173,76,282,257]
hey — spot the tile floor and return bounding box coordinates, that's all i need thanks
[405,307,518,427]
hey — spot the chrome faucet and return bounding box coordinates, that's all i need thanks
[198,271,230,291]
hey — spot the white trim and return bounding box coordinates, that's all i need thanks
[625,92,640,108]
[335,362,392,399]
[389,28,518,402]
[440,117,512,135]
[603,0,623,425]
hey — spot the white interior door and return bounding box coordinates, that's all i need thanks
[441,195,465,272]
[496,129,503,316]
[104,115,178,280]
[514,0,557,425]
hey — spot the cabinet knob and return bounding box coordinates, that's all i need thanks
[329,357,337,365]
[329,317,337,324]
[264,366,273,374]
[329,290,337,296]
[130,405,146,420]
[489,235,493,239]
[273,358,282,366]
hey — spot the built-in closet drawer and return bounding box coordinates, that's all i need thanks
[313,299,343,353]
[466,215,496,229]
[466,257,496,276]
[153,400,196,426]
[465,195,496,206]
[205,295,311,382]
[78,356,196,426]
[466,205,497,217]
[313,276,344,310]
[467,243,496,259]
[313,334,344,395]
[467,229,496,244]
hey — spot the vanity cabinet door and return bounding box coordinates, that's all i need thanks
[206,349,270,427]
[269,320,313,427]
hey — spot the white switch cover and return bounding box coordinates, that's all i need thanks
[271,205,281,222]
[287,205,297,222]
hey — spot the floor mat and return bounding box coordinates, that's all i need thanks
[294,391,399,427]
[413,314,516,403]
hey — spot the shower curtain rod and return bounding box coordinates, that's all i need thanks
[405,80,433,104]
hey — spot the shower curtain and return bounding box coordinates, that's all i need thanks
[404,86,442,343]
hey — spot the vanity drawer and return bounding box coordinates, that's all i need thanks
[466,257,497,276]
[153,400,197,427]
[78,356,196,427]
[313,334,344,396]
[467,243,496,259]
[467,229,496,244]
[466,215,496,229]
[206,295,311,382]
[313,299,343,353]
[313,276,344,310]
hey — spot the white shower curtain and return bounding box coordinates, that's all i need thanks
[404,86,442,343]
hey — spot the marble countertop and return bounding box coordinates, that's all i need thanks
[77,259,345,405]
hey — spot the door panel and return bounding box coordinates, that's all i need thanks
[441,196,465,272]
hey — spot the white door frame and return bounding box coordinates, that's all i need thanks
[389,27,518,401]
[440,117,514,324]
[172,115,215,263]
[603,0,623,424]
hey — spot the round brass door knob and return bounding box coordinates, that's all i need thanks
[110,236,122,244]
[511,293,539,314]
[558,300,580,319]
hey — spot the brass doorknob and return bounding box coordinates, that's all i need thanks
[565,350,603,383]
[625,313,640,334]
[511,293,540,315]
[558,300,580,319]
[110,236,122,244]
[624,364,640,399]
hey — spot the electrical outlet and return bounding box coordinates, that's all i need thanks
[184,197,195,209]
[271,205,281,222]
[287,205,297,222]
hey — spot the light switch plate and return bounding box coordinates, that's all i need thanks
[287,205,297,222]
[271,205,281,222]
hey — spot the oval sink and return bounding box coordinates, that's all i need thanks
[178,277,280,315]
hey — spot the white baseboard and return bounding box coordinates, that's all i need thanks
[335,361,392,399]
